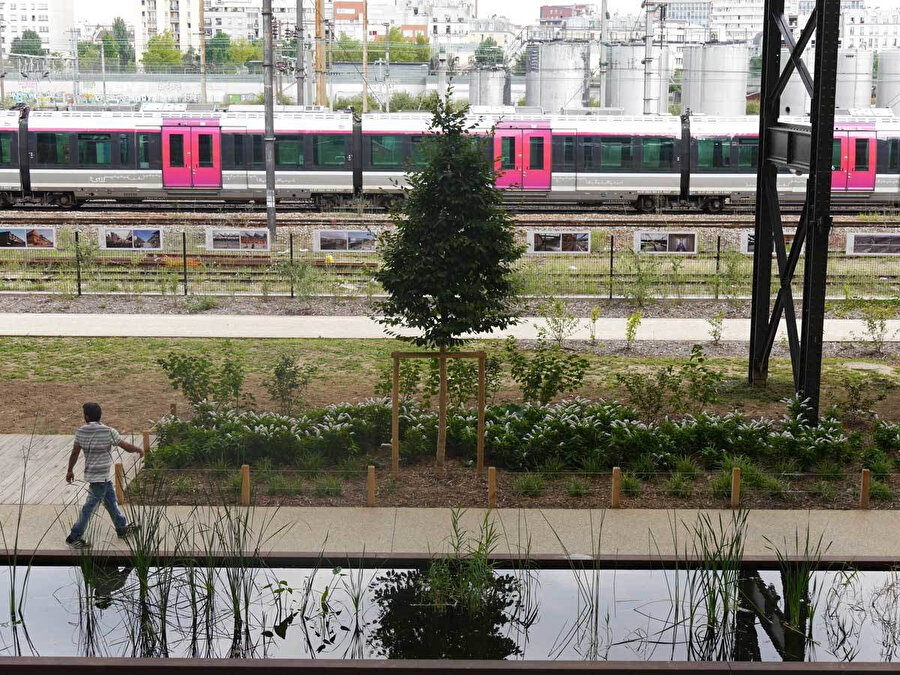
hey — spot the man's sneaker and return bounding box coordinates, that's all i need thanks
[66,536,90,549]
[117,524,137,539]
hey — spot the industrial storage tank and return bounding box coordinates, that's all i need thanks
[606,43,672,115]
[780,47,812,116]
[876,49,900,114]
[469,68,510,106]
[525,41,589,113]
[681,43,749,116]
[835,49,874,109]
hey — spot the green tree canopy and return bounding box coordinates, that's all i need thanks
[331,27,430,63]
[111,17,135,67]
[229,37,262,66]
[141,31,183,72]
[474,37,504,67]
[206,30,231,65]
[10,30,45,56]
[376,95,521,349]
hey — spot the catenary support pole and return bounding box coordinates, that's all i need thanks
[296,0,304,104]
[315,0,326,105]
[362,0,368,113]
[199,0,208,105]
[100,41,107,105]
[263,0,277,238]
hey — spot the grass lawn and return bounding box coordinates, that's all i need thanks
[0,336,897,434]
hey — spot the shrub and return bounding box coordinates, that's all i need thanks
[707,311,724,345]
[834,375,886,425]
[674,455,700,481]
[815,460,845,482]
[621,473,642,497]
[625,312,641,348]
[709,472,731,499]
[565,477,588,498]
[313,477,342,497]
[863,448,892,481]
[667,473,693,498]
[538,297,579,347]
[869,480,892,502]
[631,453,659,481]
[186,296,219,313]
[860,304,894,354]
[505,337,590,405]
[157,349,248,411]
[874,420,900,454]
[515,473,545,497]
[264,354,318,416]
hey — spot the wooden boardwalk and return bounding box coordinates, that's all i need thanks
[0,434,143,505]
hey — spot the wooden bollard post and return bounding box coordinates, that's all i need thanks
[488,467,497,509]
[142,431,151,454]
[240,465,250,506]
[367,465,376,506]
[114,462,127,505]
[611,467,622,508]
[391,356,400,474]
[731,467,741,509]
[170,403,177,418]
[860,468,871,510]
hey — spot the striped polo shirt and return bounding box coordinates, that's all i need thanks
[75,422,122,483]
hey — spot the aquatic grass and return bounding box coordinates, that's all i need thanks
[666,473,693,498]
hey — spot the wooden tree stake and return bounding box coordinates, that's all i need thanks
[170,403,177,418]
[860,468,871,510]
[114,462,127,505]
[437,351,448,470]
[611,467,622,508]
[240,464,250,507]
[391,355,400,474]
[142,431,151,454]
[477,354,486,475]
[731,467,741,509]
[367,465,376,506]
[488,466,497,508]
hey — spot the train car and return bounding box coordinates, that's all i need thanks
[0,106,899,211]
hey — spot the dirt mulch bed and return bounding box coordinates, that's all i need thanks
[126,462,900,511]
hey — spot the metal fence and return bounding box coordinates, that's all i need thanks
[1,226,898,300]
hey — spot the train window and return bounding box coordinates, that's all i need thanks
[276,136,304,168]
[737,138,758,170]
[500,136,516,169]
[370,135,403,168]
[410,135,428,166]
[77,134,112,166]
[36,132,70,165]
[197,134,213,168]
[601,137,634,169]
[0,134,11,165]
[855,138,870,171]
[312,135,346,167]
[233,134,245,167]
[137,133,152,169]
[552,135,576,171]
[169,135,185,168]
[697,138,730,169]
[641,138,675,170]
[119,133,131,166]
[529,137,545,170]
[582,136,597,169]
[252,135,264,166]
[832,140,842,171]
[890,139,900,171]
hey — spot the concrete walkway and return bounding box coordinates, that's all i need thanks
[1,312,898,342]
[3,504,898,561]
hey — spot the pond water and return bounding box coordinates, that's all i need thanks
[1,563,899,661]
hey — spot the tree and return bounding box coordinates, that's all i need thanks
[375,94,522,467]
[512,51,527,75]
[229,38,262,67]
[141,31,183,72]
[206,30,231,66]
[111,17,135,68]
[10,30,45,56]
[474,38,504,67]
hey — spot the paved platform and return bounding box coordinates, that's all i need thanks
[0,434,143,506]
[1,313,898,342]
[2,504,897,561]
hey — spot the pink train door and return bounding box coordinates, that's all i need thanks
[162,127,192,187]
[191,128,222,188]
[495,128,522,188]
[522,129,551,189]
[847,133,876,191]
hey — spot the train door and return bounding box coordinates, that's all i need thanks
[162,122,222,188]
[522,129,551,189]
[847,133,876,192]
[495,128,522,188]
[162,127,192,188]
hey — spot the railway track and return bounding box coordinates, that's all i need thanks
[1,208,899,228]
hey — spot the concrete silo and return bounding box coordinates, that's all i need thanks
[780,47,813,116]
[681,43,750,116]
[469,68,510,106]
[835,49,874,109]
[606,42,672,115]
[525,41,589,113]
[876,49,900,114]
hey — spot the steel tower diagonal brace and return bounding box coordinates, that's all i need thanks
[748,0,841,423]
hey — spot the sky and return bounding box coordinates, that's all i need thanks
[74,0,900,31]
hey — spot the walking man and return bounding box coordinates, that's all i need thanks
[65,402,144,549]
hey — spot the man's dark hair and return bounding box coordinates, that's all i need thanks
[83,402,102,422]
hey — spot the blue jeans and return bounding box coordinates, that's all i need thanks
[69,481,128,540]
